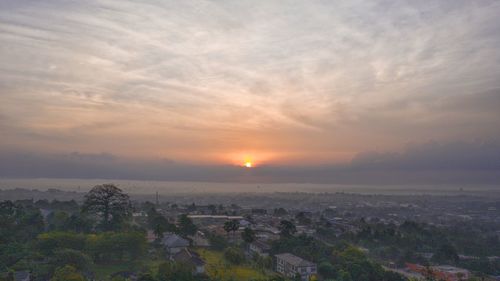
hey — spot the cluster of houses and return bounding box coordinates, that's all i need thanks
[160,232,206,275]
[159,233,317,279]
[141,205,319,281]
[155,230,317,281]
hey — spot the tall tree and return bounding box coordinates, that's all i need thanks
[241,227,256,244]
[224,219,240,240]
[151,215,175,239]
[82,184,131,231]
[0,201,44,243]
[178,214,197,237]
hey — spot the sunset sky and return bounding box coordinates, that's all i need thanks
[1,1,499,183]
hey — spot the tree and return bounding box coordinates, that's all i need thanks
[337,269,352,281]
[37,232,86,255]
[223,219,240,240]
[318,261,336,278]
[151,215,170,239]
[208,204,217,215]
[0,201,44,243]
[241,227,256,244]
[279,220,296,237]
[273,208,288,216]
[82,184,131,231]
[178,214,197,237]
[52,249,92,271]
[64,213,93,233]
[432,243,459,264]
[0,201,43,243]
[224,247,245,265]
[207,233,228,251]
[157,261,195,281]
[50,265,85,281]
[295,212,311,225]
[47,211,69,231]
[137,273,156,281]
[148,207,177,239]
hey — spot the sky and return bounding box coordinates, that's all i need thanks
[1,0,500,183]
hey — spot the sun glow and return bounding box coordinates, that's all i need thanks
[244,161,252,168]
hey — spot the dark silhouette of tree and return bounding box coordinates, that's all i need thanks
[82,184,131,231]
[151,215,169,239]
[279,220,296,237]
[241,227,256,244]
[223,219,240,240]
[295,212,311,225]
[178,214,197,237]
[147,207,177,238]
[274,207,288,216]
[0,200,44,243]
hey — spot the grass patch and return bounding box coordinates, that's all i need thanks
[196,248,268,281]
[91,258,165,280]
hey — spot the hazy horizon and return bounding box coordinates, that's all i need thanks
[1,178,499,197]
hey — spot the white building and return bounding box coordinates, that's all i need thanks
[275,253,316,281]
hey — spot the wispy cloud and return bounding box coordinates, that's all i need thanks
[1,0,500,167]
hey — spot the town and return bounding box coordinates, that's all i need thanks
[1,184,499,281]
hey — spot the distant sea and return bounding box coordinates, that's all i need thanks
[0,178,499,196]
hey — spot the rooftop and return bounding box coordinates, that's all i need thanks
[275,253,315,267]
[161,233,189,248]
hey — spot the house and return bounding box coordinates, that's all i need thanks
[248,240,271,257]
[239,219,251,228]
[189,231,210,247]
[14,271,31,281]
[161,233,189,255]
[171,248,206,275]
[432,265,470,281]
[275,253,317,281]
[406,263,470,281]
[146,230,157,243]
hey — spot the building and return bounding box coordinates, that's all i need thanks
[161,233,190,255]
[189,231,210,247]
[14,271,31,281]
[433,265,470,281]
[146,230,157,243]
[275,253,317,281]
[406,263,470,281]
[248,240,271,257]
[171,248,206,275]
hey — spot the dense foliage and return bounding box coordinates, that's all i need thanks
[271,233,405,281]
[321,220,500,275]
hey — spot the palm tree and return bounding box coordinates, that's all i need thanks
[224,219,240,241]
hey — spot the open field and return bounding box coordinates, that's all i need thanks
[196,248,268,281]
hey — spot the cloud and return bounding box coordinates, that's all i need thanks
[0,0,500,168]
[1,140,499,184]
[351,141,500,171]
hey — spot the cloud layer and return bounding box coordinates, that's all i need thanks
[1,0,500,180]
[1,141,499,184]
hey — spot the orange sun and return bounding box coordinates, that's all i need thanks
[244,161,252,168]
